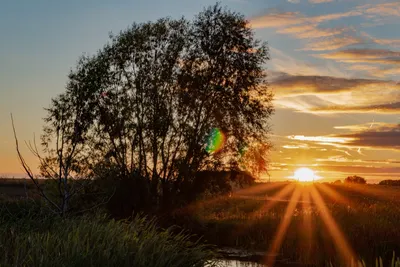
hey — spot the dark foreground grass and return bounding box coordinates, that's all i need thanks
[172,183,400,266]
[0,200,218,267]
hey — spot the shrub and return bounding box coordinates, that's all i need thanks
[0,201,218,267]
[379,180,400,186]
[344,175,367,184]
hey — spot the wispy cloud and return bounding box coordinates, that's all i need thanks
[249,2,400,53]
[277,25,345,39]
[302,35,363,51]
[269,48,346,77]
[334,122,398,131]
[321,48,400,78]
[360,32,400,48]
[249,10,363,52]
[311,102,400,114]
[318,164,400,174]
[250,10,361,30]
[318,48,400,65]
[356,2,400,20]
[288,135,353,144]
[271,71,400,113]
[271,72,395,96]
[287,124,400,150]
[316,156,400,165]
[337,124,400,149]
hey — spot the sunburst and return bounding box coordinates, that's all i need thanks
[182,170,400,266]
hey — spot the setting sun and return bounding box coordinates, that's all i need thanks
[294,168,318,182]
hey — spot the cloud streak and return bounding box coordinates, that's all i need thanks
[249,9,364,52]
[318,49,400,65]
[311,102,400,114]
[271,71,400,113]
[287,124,400,150]
[249,2,400,53]
[271,72,398,96]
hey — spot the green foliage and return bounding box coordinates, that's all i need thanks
[0,201,218,267]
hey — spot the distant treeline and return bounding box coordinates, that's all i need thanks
[379,180,400,186]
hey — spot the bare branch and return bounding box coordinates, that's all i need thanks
[11,113,62,213]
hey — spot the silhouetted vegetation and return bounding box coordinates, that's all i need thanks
[4,4,273,266]
[379,180,400,186]
[173,182,400,266]
[0,200,217,267]
[344,175,367,184]
[191,170,255,200]
[5,2,400,267]
[12,3,273,216]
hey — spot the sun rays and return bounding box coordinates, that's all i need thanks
[265,186,302,266]
[182,174,400,266]
[257,182,355,266]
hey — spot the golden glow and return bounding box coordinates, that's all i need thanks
[310,187,355,263]
[266,187,302,266]
[294,167,318,182]
[288,135,354,143]
[185,180,400,265]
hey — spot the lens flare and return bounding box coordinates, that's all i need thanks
[206,128,226,153]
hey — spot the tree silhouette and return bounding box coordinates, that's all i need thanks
[344,175,367,184]
[39,4,274,209]
[379,180,400,186]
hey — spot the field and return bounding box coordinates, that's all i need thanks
[172,182,400,266]
[0,178,43,199]
[2,179,400,266]
[0,205,216,267]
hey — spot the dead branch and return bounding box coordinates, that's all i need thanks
[11,113,61,213]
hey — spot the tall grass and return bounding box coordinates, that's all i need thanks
[0,201,218,267]
[172,183,400,266]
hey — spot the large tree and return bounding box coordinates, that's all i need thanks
[39,4,274,210]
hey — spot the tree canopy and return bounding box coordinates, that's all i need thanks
[344,175,367,184]
[38,4,274,211]
[379,180,400,186]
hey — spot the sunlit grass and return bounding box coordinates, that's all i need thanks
[265,186,302,266]
[176,182,400,265]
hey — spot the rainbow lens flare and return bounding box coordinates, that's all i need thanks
[239,143,248,157]
[206,128,226,153]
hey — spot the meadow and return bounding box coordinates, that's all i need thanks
[171,182,400,266]
[2,179,400,266]
[0,197,217,267]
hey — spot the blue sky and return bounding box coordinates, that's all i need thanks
[1,0,399,181]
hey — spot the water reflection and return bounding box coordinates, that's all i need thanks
[217,260,266,267]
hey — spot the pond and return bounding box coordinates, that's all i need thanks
[217,259,266,266]
[213,248,306,267]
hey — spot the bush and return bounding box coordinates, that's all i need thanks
[344,175,367,184]
[0,201,218,267]
[379,180,400,186]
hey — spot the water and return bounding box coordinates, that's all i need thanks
[212,248,305,267]
[217,259,266,266]
[212,248,267,267]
